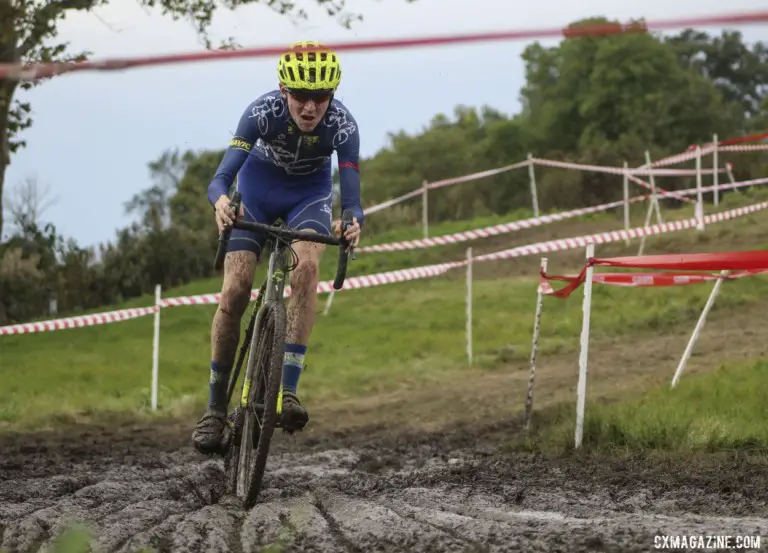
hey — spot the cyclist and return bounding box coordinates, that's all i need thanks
[192,41,363,455]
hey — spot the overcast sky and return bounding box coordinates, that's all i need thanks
[3,0,767,247]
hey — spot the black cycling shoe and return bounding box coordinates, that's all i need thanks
[278,389,309,433]
[192,407,229,454]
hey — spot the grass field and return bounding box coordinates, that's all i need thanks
[2,189,768,454]
[524,358,768,454]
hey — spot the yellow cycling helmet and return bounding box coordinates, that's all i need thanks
[277,41,342,94]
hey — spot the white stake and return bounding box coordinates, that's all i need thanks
[671,271,729,388]
[574,243,595,449]
[527,153,540,217]
[644,150,663,224]
[713,133,719,207]
[151,284,162,411]
[623,162,630,245]
[695,146,705,231]
[422,179,429,239]
[466,247,473,366]
[322,288,336,316]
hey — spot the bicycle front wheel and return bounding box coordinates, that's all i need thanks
[236,300,286,509]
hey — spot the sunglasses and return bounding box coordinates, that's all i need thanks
[287,89,333,104]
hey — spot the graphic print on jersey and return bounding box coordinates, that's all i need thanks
[237,92,360,179]
[248,94,286,134]
[325,106,357,148]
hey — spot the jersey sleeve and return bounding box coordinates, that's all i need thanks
[207,100,266,206]
[334,108,364,226]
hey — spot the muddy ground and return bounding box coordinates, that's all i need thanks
[1,416,767,553]
[4,219,768,552]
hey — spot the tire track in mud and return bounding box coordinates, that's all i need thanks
[310,490,364,552]
[2,431,768,553]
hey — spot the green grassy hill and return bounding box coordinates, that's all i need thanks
[2,189,767,453]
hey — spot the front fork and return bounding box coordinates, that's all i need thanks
[225,242,289,447]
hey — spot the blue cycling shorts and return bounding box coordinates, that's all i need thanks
[228,160,333,258]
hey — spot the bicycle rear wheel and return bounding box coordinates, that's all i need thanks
[236,300,286,509]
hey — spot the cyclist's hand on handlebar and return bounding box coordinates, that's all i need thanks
[214,195,244,233]
[334,216,360,250]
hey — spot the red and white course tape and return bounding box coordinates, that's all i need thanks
[718,144,768,152]
[2,199,766,336]
[0,307,158,336]
[531,157,727,176]
[425,160,531,191]
[358,174,768,253]
[652,143,717,166]
[469,199,768,264]
[539,250,768,298]
[362,160,532,215]
[358,196,646,253]
[540,268,768,298]
[361,141,731,218]
[363,187,425,215]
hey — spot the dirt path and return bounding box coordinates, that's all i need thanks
[2,428,767,553]
[2,300,767,552]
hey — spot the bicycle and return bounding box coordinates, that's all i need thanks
[212,190,355,509]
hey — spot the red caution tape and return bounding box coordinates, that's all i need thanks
[540,250,768,298]
[718,131,768,146]
[590,250,768,271]
[541,268,768,298]
[1,10,768,81]
[688,131,768,150]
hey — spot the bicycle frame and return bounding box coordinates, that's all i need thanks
[221,192,355,414]
[238,231,290,410]
[214,190,355,505]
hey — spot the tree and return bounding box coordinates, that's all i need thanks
[0,0,414,239]
[126,148,193,231]
[169,149,222,232]
[666,29,768,121]
[518,17,746,205]
[3,174,57,237]
[347,105,532,231]
[522,18,743,153]
[5,14,767,326]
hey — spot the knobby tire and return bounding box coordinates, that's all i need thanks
[236,300,286,509]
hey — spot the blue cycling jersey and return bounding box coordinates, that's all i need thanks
[207,90,364,225]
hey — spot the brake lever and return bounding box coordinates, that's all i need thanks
[230,192,242,224]
[341,221,356,260]
[214,191,242,271]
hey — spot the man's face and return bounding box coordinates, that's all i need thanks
[280,84,332,132]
